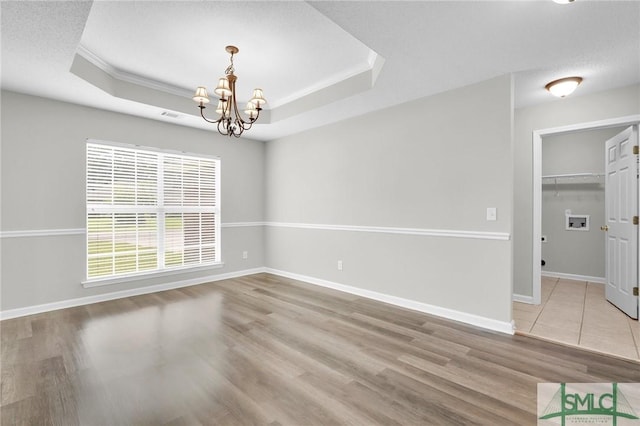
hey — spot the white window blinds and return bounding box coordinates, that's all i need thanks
[87,142,220,280]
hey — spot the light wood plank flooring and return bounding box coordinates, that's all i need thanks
[513,277,640,361]
[2,273,639,425]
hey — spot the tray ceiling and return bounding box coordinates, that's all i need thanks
[2,1,639,141]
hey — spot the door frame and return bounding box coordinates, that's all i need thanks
[532,114,640,305]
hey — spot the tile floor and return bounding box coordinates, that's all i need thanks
[513,277,640,361]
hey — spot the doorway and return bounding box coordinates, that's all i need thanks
[520,115,640,360]
[539,127,618,287]
[532,115,640,306]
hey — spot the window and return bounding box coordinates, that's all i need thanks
[86,141,220,280]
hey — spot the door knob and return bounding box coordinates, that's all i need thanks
[600,225,609,231]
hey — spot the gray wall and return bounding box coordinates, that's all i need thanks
[265,75,514,323]
[1,90,265,311]
[7,77,634,322]
[2,76,515,327]
[541,128,623,278]
[514,84,640,297]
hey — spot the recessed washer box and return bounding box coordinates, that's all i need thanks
[566,214,589,231]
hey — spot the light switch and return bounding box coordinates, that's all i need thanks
[486,207,497,221]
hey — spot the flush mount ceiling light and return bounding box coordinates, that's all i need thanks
[545,76,583,98]
[552,0,575,4]
[193,46,267,138]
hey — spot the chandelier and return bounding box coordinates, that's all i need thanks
[193,45,267,138]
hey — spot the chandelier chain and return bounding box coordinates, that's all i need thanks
[225,52,235,75]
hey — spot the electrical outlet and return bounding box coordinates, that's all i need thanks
[486,207,497,221]
[337,260,343,271]
[242,251,248,259]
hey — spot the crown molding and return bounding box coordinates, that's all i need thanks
[74,45,385,124]
[268,51,381,109]
[76,45,194,99]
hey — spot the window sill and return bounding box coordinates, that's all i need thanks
[82,262,225,288]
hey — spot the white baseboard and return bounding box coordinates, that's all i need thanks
[542,271,606,284]
[513,293,535,304]
[264,268,515,335]
[0,267,267,320]
[2,266,516,336]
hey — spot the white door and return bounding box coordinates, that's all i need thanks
[604,125,638,319]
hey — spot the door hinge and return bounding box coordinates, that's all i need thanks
[634,216,639,225]
[634,145,639,155]
[634,287,639,296]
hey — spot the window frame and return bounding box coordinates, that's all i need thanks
[84,139,222,286]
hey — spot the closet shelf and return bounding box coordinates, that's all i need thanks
[543,172,604,196]
[542,172,604,179]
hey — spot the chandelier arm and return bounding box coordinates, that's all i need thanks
[229,77,249,129]
[231,101,243,126]
[228,75,256,131]
[217,118,230,136]
[239,118,253,131]
[244,108,260,126]
[236,110,259,132]
[249,108,261,124]
[199,105,222,124]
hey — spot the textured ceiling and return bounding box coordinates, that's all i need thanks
[79,1,374,108]
[2,1,639,141]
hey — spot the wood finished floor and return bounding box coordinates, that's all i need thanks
[2,273,639,425]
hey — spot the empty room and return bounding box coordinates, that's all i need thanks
[1,1,639,425]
